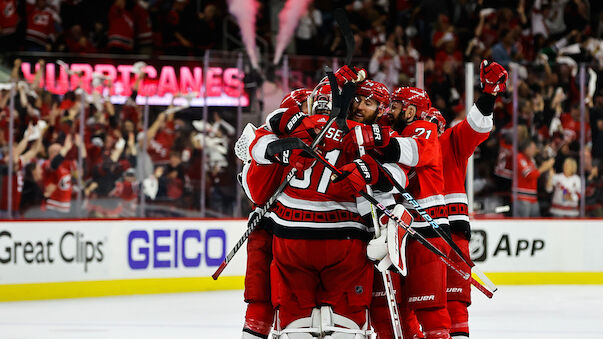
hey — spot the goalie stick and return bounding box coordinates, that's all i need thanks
[212,72,356,280]
[356,130,403,338]
[372,158,498,293]
[270,137,495,298]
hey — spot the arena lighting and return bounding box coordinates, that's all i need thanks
[20,61,249,107]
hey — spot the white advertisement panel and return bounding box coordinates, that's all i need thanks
[0,219,248,285]
[469,219,603,272]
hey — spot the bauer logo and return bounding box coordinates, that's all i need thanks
[469,230,487,262]
[127,229,226,269]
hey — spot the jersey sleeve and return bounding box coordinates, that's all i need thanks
[449,104,493,162]
[386,122,439,167]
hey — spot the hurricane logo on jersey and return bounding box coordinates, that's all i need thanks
[469,230,487,262]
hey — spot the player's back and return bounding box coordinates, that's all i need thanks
[269,116,372,240]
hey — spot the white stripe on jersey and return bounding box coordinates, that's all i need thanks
[382,163,407,193]
[467,104,493,133]
[393,137,419,167]
[402,194,449,228]
[448,214,470,222]
[444,193,468,205]
[268,212,369,231]
[356,191,396,217]
[240,161,255,204]
[251,133,279,165]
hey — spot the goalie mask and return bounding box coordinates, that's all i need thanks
[308,81,333,116]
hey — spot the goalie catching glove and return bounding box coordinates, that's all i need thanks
[366,204,414,275]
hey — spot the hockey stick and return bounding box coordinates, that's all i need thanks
[212,70,353,280]
[355,130,403,338]
[275,138,495,298]
[372,159,498,293]
[334,8,355,66]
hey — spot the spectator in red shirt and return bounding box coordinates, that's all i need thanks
[25,0,55,52]
[107,0,135,53]
[0,0,19,51]
[42,135,74,217]
[516,139,556,217]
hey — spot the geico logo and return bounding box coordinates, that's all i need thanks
[408,295,435,302]
[128,229,226,269]
[0,230,104,272]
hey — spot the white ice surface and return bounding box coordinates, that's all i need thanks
[0,285,602,338]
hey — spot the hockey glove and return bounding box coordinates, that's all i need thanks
[480,60,508,95]
[332,154,381,192]
[264,138,315,170]
[271,107,318,141]
[335,65,367,86]
[342,124,392,156]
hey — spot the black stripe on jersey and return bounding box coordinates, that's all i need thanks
[450,220,471,240]
[272,201,364,224]
[415,224,452,238]
[268,219,372,241]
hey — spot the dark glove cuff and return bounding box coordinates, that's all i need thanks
[476,93,496,116]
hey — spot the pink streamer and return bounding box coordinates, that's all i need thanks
[227,0,260,69]
[273,0,313,65]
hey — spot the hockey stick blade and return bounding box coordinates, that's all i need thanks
[334,8,355,65]
[375,159,498,293]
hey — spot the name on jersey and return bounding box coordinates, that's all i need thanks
[325,127,344,142]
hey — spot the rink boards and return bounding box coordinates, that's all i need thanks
[0,218,602,301]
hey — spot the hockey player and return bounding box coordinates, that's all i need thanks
[387,86,451,339]
[437,60,507,339]
[240,88,314,339]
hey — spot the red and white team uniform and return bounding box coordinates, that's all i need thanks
[516,152,539,203]
[255,114,375,330]
[107,3,135,51]
[0,0,19,36]
[42,158,72,213]
[439,103,493,338]
[395,120,452,337]
[549,173,580,217]
[25,4,55,47]
[239,124,287,338]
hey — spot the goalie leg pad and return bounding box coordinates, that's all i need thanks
[446,233,471,305]
[404,237,449,309]
[447,301,469,339]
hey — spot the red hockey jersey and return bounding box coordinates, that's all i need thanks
[516,152,539,203]
[107,3,134,51]
[440,104,492,234]
[42,159,72,213]
[0,0,19,36]
[396,119,448,231]
[26,5,54,47]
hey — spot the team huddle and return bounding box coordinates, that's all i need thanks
[237,60,508,339]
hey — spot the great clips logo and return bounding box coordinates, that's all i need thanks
[0,230,104,272]
[21,62,248,107]
[127,229,226,269]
